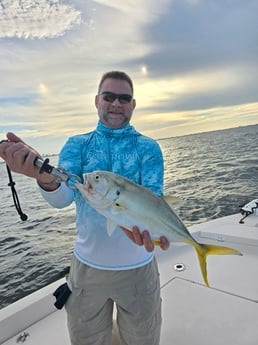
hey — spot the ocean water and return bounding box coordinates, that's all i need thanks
[0,124,257,310]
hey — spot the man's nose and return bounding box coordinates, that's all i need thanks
[111,98,122,105]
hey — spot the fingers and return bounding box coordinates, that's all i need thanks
[132,226,145,245]
[0,132,25,161]
[132,226,154,252]
[142,230,155,252]
[0,136,42,178]
[132,227,170,252]
[120,227,135,242]
[121,226,170,252]
[159,236,170,251]
[6,132,25,144]
[120,226,146,246]
[4,143,35,174]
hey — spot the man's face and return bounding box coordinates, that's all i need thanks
[95,78,136,129]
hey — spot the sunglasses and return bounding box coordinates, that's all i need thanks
[100,91,133,104]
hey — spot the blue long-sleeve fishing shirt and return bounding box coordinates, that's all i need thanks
[40,121,164,270]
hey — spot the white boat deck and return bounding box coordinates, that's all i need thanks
[1,213,258,344]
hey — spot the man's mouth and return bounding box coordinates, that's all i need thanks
[108,110,123,115]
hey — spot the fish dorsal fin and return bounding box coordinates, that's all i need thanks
[162,195,181,208]
[106,219,118,236]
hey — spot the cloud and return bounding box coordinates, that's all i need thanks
[137,102,258,140]
[134,63,258,115]
[0,0,82,39]
[130,0,258,76]
[0,0,257,153]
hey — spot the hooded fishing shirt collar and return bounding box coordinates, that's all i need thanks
[95,121,139,138]
[92,121,141,175]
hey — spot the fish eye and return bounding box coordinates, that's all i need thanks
[116,190,120,196]
[95,174,100,180]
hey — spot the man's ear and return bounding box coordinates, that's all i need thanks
[95,94,99,109]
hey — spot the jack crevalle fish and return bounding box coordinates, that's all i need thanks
[75,170,242,287]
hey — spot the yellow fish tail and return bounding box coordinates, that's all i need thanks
[193,243,242,287]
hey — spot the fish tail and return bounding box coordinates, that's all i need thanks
[193,242,242,287]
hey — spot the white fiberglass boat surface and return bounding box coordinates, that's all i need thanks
[0,212,258,345]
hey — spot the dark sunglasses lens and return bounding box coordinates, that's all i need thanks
[102,93,116,103]
[101,92,132,104]
[118,94,132,104]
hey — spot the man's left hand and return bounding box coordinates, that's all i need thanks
[121,226,170,252]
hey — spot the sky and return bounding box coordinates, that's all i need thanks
[0,0,257,154]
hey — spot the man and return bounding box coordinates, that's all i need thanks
[0,71,169,345]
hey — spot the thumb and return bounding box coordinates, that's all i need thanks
[6,132,25,144]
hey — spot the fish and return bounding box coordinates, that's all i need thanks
[75,170,242,287]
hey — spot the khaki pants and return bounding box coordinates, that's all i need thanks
[65,255,162,345]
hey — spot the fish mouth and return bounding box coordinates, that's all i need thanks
[83,176,94,195]
[87,183,94,195]
[85,181,94,195]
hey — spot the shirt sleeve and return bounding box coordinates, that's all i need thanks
[38,182,75,208]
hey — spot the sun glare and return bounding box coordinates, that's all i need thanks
[39,83,48,94]
[141,65,148,76]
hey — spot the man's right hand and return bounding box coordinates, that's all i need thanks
[0,132,59,190]
[0,132,43,178]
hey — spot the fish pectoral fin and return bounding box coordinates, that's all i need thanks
[111,203,127,215]
[106,219,118,236]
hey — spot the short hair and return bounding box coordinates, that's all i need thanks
[98,71,134,94]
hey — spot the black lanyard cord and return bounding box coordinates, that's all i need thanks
[6,165,28,221]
